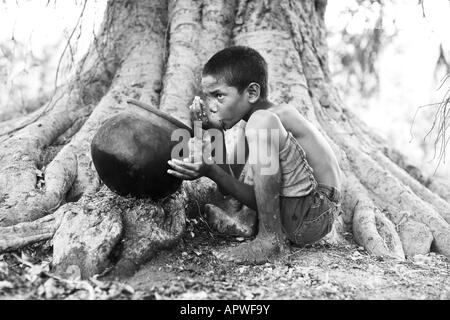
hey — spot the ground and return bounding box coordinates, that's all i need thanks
[1,219,450,300]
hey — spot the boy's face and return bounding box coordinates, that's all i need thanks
[201,75,252,130]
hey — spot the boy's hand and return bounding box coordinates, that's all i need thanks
[167,158,211,180]
[167,134,213,180]
[190,96,222,130]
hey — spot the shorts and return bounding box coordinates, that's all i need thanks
[280,184,341,246]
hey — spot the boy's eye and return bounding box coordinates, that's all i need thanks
[216,93,224,99]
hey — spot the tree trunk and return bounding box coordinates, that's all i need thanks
[1,0,450,278]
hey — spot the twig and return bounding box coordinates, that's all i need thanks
[54,0,88,90]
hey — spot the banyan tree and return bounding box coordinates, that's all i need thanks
[1,0,449,278]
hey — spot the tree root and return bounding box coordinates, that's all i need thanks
[343,139,450,256]
[111,190,187,278]
[0,0,168,227]
[52,192,124,279]
[0,103,88,226]
[398,219,433,256]
[52,179,221,279]
[0,211,63,252]
[342,173,404,259]
[427,179,450,203]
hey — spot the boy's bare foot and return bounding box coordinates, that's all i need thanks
[205,203,256,237]
[213,236,286,265]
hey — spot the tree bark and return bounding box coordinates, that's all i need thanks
[1,0,449,278]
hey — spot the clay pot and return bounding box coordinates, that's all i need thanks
[91,99,193,199]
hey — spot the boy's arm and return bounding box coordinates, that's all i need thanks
[168,128,256,208]
[214,129,234,194]
[245,111,284,237]
[213,127,248,195]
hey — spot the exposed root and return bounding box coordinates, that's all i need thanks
[52,179,223,279]
[0,100,88,226]
[319,102,450,257]
[398,219,433,256]
[52,192,123,278]
[112,190,187,277]
[368,149,450,224]
[382,146,429,185]
[0,149,78,227]
[427,179,450,203]
[343,139,450,256]
[0,110,41,136]
[341,108,450,222]
[344,173,404,260]
[0,211,63,252]
[0,0,168,226]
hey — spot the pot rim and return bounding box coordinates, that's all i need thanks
[127,98,194,136]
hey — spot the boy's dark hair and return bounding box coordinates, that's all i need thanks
[202,46,268,99]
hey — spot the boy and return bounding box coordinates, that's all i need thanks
[167,46,342,264]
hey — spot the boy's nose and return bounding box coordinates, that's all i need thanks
[208,103,218,113]
[203,97,218,113]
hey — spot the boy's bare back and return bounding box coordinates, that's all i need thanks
[245,104,341,190]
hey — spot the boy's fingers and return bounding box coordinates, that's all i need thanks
[170,159,200,171]
[167,169,194,180]
[168,160,198,176]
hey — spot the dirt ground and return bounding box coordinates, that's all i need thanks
[126,228,450,300]
[1,222,450,300]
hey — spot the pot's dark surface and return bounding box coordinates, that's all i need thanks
[91,104,192,199]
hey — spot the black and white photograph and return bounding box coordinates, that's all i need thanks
[0,0,449,305]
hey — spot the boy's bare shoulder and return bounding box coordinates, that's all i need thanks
[244,104,308,134]
[245,109,280,129]
[247,104,301,121]
[268,104,311,133]
[270,104,303,119]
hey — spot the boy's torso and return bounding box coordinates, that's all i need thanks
[240,104,341,190]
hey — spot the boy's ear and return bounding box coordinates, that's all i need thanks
[246,82,261,103]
